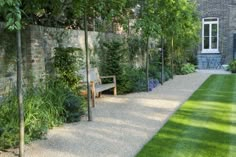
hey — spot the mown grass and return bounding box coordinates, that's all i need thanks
[136,74,236,157]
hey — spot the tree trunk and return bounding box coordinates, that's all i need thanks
[84,8,92,121]
[17,30,24,157]
[161,36,164,85]
[171,36,174,79]
[146,37,149,92]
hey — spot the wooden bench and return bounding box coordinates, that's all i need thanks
[79,68,117,107]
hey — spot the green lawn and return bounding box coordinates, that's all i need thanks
[136,75,236,157]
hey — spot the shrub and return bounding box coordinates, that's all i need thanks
[123,66,146,93]
[0,80,86,149]
[97,39,129,94]
[0,83,65,149]
[53,47,86,121]
[54,47,84,92]
[229,60,236,73]
[63,92,86,123]
[180,63,196,75]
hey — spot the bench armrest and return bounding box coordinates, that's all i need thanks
[100,75,116,84]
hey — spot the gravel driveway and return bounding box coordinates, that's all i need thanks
[1,72,214,157]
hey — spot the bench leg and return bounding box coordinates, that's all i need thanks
[91,88,95,107]
[98,92,101,98]
[114,87,117,96]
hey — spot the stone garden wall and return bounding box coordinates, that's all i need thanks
[0,23,111,95]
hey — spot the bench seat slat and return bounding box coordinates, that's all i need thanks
[95,83,115,93]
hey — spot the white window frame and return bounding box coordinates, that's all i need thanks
[202,17,219,53]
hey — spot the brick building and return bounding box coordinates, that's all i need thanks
[196,0,236,69]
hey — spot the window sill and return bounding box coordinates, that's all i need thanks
[201,50,220,54]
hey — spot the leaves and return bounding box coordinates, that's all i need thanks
[134,0,160,39]
[0,0,22,31]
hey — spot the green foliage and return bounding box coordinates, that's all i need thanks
[97,39,148,94]
[63,92,86,123]
[127,35,146,66]
[97,39,128,94]
[180,63,196,75]
[0,0,22,30]
[54,47,84,92]
[149,50,161,79]
[0,78,86,149]
[121,65,146,93]
[53,47,86,122]
[0,83,65,149]
[229,60,236,73]
[135,0,160,39]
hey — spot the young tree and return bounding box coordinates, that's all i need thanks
[157,0,200,75]
[0,1,24,156]
[70,0,127,120]
[135,0,160,91]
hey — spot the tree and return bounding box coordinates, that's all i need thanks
[134,0,160,91]
[157,0,200,75]
[71,0,128,120]
[0,1,24,156]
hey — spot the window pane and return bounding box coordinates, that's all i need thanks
[204,24,209,37]
[204,37,209,49]
[212,24,217,37]
[211,37,217,49]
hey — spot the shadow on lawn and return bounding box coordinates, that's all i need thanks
[190,91,236,103]
[175,107,236,127]
[149,120,236,156]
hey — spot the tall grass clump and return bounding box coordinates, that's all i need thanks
[0,47,86,149]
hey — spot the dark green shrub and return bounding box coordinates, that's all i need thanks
[122,66,146,93]
[149,52,161,81]
[64,92,86,123]
[97,39,128,94]
[187,54,198,65]
[53,47,86,121]
[180,63,196,75]
[229,60,236,73]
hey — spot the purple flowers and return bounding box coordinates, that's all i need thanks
[148,79,159,91]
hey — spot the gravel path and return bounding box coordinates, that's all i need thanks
[1,72,213,157]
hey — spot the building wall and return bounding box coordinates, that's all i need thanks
[197,0,230,58]
[229,1,236,60]
[196,0,236,68]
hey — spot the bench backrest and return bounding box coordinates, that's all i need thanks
[79,68,101,84]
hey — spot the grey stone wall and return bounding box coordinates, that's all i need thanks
[0,23,106,95]
[27,25,101,81]
[0,23,18,95]
[197,54,222,69]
